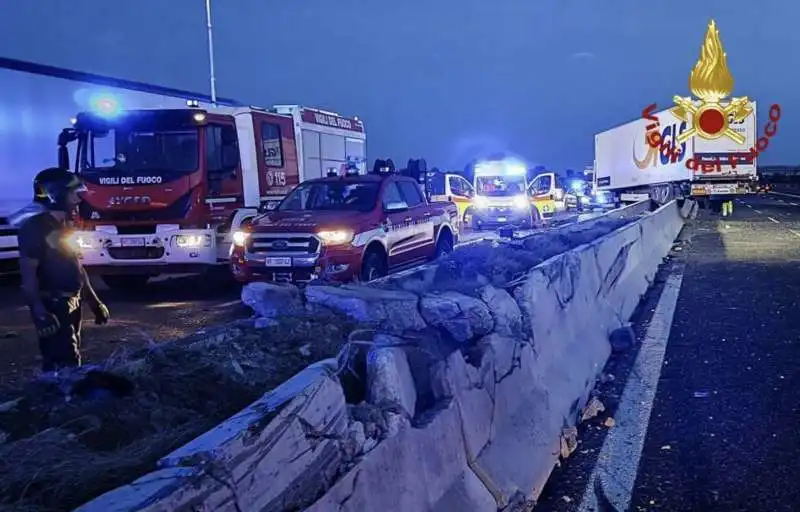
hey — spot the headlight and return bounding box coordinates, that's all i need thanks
[317,229,354,245]
[173,234,211,248]
[75,235,94,249]
[512,195,529,209]
[66,233,94,251]
[473,195,490,209]
[232,231,249,247]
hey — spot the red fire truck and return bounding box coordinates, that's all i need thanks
[57,102,366,289]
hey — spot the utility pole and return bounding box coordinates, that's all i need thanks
[204,0,218,105]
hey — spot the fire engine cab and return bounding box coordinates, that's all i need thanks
[57,102,366,289]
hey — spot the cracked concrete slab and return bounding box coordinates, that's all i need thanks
[305,285,426,333]
[304,401,470,512]
[420,291,495,343]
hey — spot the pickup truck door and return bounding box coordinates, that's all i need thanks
[381,181,415,267]
[396,180,436,261]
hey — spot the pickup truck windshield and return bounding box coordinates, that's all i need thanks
[278,182,379,213]
[80,128,199,173]
[475,175,526,197]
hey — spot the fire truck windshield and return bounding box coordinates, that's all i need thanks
[79,128,199,174]
[475,175,526,197]
[278,182,379,213]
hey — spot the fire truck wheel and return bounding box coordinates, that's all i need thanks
[360,250,387,282]
[100,274,150,290]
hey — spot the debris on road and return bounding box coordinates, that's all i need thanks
[604,417,616,428]
[581,396,606,422]
[560,426,579,459]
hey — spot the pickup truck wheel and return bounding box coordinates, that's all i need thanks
[360,251,387,282]
[100,274,149,290]
[435,233,454,259]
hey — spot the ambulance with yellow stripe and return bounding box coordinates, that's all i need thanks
[469,159,561,230]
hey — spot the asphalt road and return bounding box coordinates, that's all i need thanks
[537,193,800,511]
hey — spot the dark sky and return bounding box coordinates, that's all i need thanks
[1,0,796,170]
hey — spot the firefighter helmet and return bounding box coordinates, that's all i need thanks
[33,167,87,212]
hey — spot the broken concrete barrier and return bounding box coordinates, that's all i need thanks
[304,285,426,333]
[77,200,686,511]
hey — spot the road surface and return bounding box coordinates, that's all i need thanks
[537,193,800,511]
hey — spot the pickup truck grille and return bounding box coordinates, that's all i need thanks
[107,247,166,260]
[248,234,320,254]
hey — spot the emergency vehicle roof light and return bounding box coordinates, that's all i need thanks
[89,93,122,118]
[187,99,201,108]
[507,164,526,175]
[475,158,527,176]
[326,168,339,177]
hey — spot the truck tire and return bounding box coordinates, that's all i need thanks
[462,207,474,227]
[471,215,482,232]
[360,250,387,282]
[530,207,541,227]
[100,274,150,290]
[434,230,454,259]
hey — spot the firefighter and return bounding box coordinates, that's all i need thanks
[15,168,110,373]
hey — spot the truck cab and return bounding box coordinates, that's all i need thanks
[230,167,459,284]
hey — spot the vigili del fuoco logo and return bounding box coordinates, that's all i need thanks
[637,19,781,173]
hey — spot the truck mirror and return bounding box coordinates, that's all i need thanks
[58,146,70,170]
[259,201,277,213]
[57,128,77,147]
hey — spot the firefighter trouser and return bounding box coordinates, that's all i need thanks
[37,293,82,372]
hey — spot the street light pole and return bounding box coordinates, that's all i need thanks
[204,0,218,105]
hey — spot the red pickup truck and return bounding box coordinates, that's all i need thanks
[229,169,460,283]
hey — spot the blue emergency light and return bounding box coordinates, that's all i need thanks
[89,93,122,118]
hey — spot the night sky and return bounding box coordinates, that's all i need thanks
[1,0,796,170]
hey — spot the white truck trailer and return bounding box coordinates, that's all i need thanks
[594,102,759,214]
[0,56,234,274]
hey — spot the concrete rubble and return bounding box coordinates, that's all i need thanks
[77,200,688,511]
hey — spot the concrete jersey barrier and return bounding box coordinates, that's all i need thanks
[76,200,688,511]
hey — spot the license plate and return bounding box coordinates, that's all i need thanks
[121,237,145,247]
[497,217,507,222]
[265,257,292,267]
